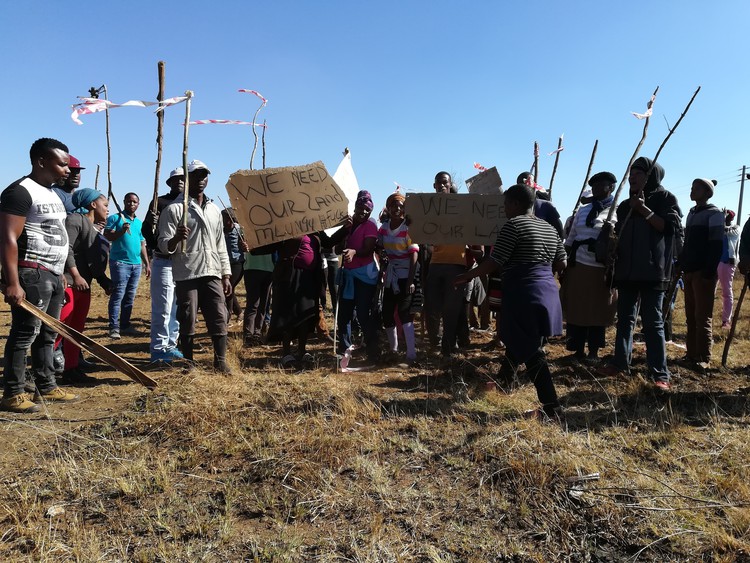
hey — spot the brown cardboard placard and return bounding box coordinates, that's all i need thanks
[405,193,506,246]
[226,161,349,248]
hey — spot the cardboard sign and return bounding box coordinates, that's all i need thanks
[465,166,503,195]
[405,193,506,246]
[225,161,349,249]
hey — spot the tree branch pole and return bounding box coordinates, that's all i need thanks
[547,134,564,200]
[217,195,247,246]
[103,84,117,211]
[532,141,539,183]
[94,164,100,190]
[738,165,746,226]
[151,61,166,234]
[261,119,267,169]
[249,101,264,170]
[722,276,748,366]
[570,139,599,219]
[181,91,194,253]
[606,86,659,222]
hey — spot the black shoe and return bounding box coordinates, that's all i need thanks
[77,357,98,372]
[61,368,96,385]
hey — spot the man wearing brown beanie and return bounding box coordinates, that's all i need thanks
[679,178,724,369]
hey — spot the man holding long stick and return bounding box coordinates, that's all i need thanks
[0,138,79,413]
[158,160,232,372]
[597,157,682,390]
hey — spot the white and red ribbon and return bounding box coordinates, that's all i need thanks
[189,119,266,127]
[632,94,656,119]
[238,89,268,105]
[71,96,187,125]
[473,162,487,172]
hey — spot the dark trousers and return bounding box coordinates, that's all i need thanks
[382,279,414,327]
[500,341,560,416]
[176,277,228,337]
[243,269,273,337]
[683,271,717,361]
[425,264,467,354]
[3,268,65,397]
[565,324,606,355]
[225,262,244,321]
[337,278,378,359]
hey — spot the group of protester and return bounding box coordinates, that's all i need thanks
[0,137,743,421]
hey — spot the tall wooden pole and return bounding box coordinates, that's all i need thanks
[181,91,194,253]
[261,119,267,169]
[103,85,113,204]
[738,165,746,226]
[151,61,166,229]
[94,164,100,190]
[532,141,539,184]
[570,139,599,219]
[547,134,564,200]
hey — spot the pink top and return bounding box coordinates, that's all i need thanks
[293,235,319,270]
[345,219,378,270]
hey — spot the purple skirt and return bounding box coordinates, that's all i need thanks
[499,263,563,364]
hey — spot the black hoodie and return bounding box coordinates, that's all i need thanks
[614,157,683,290]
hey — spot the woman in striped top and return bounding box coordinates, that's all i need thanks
[378,191,419,363]
[455,184,567,422]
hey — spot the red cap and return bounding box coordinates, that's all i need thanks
[68,155,85,170]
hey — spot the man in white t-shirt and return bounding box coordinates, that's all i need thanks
[0,138,80,413]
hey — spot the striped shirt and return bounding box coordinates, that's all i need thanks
[378,220,418,275]
[491,215,566,270]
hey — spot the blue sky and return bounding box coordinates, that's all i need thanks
[1,1,748,224]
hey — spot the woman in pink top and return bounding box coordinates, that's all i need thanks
[327,190,380,363]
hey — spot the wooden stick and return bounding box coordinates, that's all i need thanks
[614,86,700,231]
[217,195,247,246]
[181,91,194,253]
[722,275,748,367]
[547,134,564,200]
[17,299,157,389]
[94,164,100,190]
[532,141,540,184]
[261,118,267,169]
[607,86,659,222]
[150,61,166,235]
[103,84,114,204]
[569,139,599,220]
[249,101,264,170]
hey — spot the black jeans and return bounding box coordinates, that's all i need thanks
[499,342,560,416]
[3,267,65,397]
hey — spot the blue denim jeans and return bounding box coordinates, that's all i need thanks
[614,283,670,382]
[3,268,65,397]
[108,260,142,331]
[149,256,179,356]
[337,278,378,359]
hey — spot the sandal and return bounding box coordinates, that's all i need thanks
[281,354,297,368]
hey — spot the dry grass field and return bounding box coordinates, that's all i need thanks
[0,277,749,562]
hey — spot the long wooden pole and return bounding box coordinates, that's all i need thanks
[17,299,157,389]
[94,164,100,190]
[547,134,564,199]
[738,165,746,226]
[569,139,598,220]
[181,91,194,252]
[532,141,539,184]
[103,85,113,204]
[606,86,659,222]
[150,61,166,232]
[261,119,267,169]
[722,276,748,367]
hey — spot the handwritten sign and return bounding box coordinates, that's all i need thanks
[465,166,503,195]
[405,193,506,246]
[225,161,349,249]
